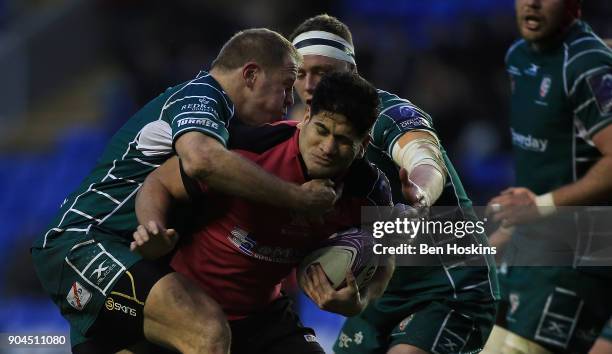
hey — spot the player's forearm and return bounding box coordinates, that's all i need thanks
[408,165,445,205]
[135,174,174,228]
[551,156,612,206]
[178,136,303,209]
[364,256,395,301]
[392,131,446,206]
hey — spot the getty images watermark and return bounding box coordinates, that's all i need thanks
[371,215,496,256]
[362,205,612,267]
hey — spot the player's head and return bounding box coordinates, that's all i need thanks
[299,72,379,179]
[211,28,301,124]
[290,15,357,106]
[515,0,582,46]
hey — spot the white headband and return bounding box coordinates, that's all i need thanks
[292,30,356,65]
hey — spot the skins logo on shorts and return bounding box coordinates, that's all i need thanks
[66,281,92,311]
[105,297,137,317]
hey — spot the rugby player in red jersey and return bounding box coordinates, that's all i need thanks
[132,72,395,354]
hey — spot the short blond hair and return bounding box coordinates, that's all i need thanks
[211,28,300,70]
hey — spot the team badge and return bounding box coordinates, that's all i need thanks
[539,76,552,98]
[525,63,539,76]
[66,281,92,311]
[587,70,612,115]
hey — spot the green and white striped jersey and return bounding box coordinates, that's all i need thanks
[367,90,499,301]
[34,71,235,249]
[506,20,612,195]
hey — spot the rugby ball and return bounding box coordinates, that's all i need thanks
[298,228,378,290]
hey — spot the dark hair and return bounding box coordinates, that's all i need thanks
[289,14,353,45]
[310,72,379,137]
[211,28,300,71]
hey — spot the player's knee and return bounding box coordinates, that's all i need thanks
[387,344,429,354]
[144,272,230,352]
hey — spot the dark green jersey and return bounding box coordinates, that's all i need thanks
[367,90,499,301]
[506,21,612,195]
[34,71,235,249]
[368,89,473,209]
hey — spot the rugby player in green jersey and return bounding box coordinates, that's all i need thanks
[483,1,612,353]
[289,15,499,354]
[30,29,340,354]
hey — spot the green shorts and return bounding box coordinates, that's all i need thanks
[31,226,142,347]
[498,266,612,353]
[333,266,498,354]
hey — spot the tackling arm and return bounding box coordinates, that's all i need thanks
[132,156,189,259]
[391,130,447,207]
[176,132,338,213]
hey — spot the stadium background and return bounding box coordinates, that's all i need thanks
[0,0,610,352]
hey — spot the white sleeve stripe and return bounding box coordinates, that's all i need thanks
[566,49,612,68]
[563,43,570,95]
[568,66,610,96]
[133,158,160,168]
[574,97,595,115]
[91,188,121,205]
[505,39,525,64]
[569,37,600,46]
[171,111,219,125]
[164,95,218,109]
[588,117,612,137]
[157,76,206,121]
[69,208,102,223]
[172,126,228,147]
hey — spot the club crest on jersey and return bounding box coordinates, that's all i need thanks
[66,281,92,311]
[525,63,539,76]
[587,70,612,115]
[539,76,552,98]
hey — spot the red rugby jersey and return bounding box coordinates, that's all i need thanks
[171,121,391,320]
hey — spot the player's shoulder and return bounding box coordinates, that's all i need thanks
[564,23,612,78]
[227,120,297,153]
[376,89,433,128]
[343,159,392,207]
[163,71,235,118]
[563,25,612,96]
[505,38,528,66]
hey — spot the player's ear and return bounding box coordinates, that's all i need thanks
[298,106,311,128]
[242,62,260,88]
[358,135,370,158]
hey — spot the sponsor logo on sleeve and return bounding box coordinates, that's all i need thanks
[66,282,92,311]
[386,104,431,130]
[525,63,539,76]
[176,118,220,130]
[587,70,612,115]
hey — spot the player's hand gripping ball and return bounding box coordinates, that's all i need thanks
[298,227,378,290]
